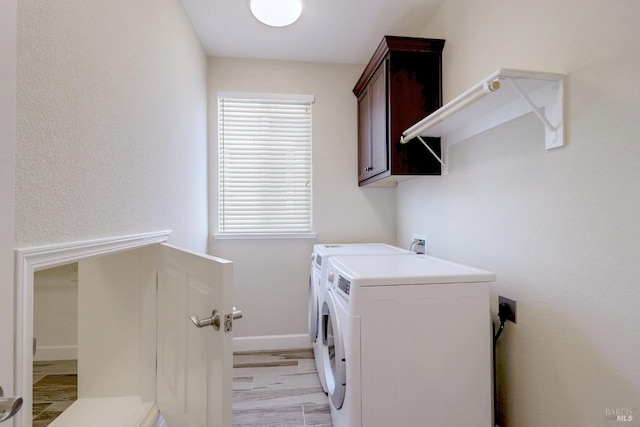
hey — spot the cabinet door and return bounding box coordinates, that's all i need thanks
[157,243,234,427]
[357,90,371,182]
[368,65,387,178]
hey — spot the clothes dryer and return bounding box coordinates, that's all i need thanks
[321,254,495,427]
[308,244,414,393]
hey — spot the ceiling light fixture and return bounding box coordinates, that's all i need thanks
[249,0,303,27]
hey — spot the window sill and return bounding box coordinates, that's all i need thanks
[213,232,318,240]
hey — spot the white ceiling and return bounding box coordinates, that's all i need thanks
[181,0,444,64]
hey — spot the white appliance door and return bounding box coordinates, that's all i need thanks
[321,290,346,410]
[308,268,319,342]
[157,243,234,427]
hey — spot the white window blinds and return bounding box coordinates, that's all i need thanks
[218,93,313,234]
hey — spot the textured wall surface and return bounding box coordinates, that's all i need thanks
[396,1,640,426]
[16,0,208,252]
[208,57,397,338]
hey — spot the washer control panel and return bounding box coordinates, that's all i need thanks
[337,275,351,296]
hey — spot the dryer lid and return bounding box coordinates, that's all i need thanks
[330,254,496,286]
[312,243,413,257]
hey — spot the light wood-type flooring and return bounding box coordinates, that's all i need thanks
[233,349,332,427]
[32,349,331,427]
[32,360,78,427]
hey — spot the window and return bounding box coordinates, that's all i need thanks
[217,93,314,236]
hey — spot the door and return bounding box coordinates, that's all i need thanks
[357,63,387,184]
[156,243,234,427]
[368,64,387,178]
[1,0,18,424]
[307,261,319,343]
[357,89,371,182]
[321,289,346,410]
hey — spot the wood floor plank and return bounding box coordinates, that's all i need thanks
[232,349,333,426]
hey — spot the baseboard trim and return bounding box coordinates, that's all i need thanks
[144,405,165,427]
[233,334,311,353]
[34,345,77,362]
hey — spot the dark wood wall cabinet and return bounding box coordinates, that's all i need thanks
[353,36,445,186]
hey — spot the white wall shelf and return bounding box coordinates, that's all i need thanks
[400,68,565,174]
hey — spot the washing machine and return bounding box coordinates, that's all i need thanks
[321,254,495,427]
[308,244,414,393]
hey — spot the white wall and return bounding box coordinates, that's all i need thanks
[396,1,640,426]
[78,247,156,401]
[208,57,397,342]
[34,264,78,361]
[0,0,17,396]
[16,0,208,252]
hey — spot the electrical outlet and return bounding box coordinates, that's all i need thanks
[498,296,517,324]
[411,234,427,254]
[412,233,427,242]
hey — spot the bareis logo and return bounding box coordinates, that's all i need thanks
[605,408,634,422]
